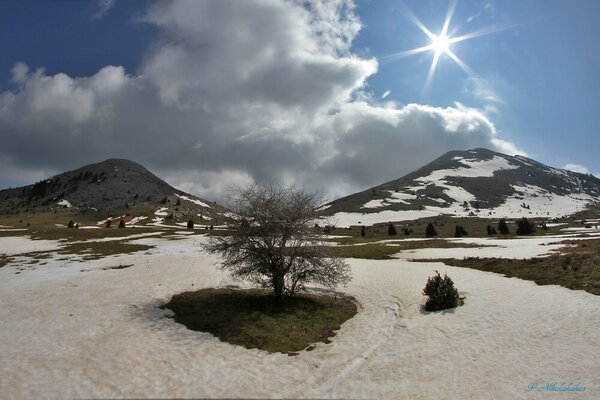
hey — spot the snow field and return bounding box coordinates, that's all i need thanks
[0,234,598,398]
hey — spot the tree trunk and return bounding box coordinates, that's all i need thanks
[273,271,285,301]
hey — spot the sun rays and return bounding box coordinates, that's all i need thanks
[384,0,506,95]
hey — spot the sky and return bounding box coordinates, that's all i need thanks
[0,0,598,203]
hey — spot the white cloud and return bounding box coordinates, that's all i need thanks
[0,0,523,202]
[467,77,503,104]
[94,0,116,20]
[381,90,391,99]
[564,163,589,174]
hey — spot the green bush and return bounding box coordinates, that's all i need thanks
[423,271,462,311]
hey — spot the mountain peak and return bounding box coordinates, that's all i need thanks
[0,158,230,224]
[322,148,600,226]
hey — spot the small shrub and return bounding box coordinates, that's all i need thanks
[387,223,397,236]
[105,220,112,228]
[118,219,126,229]
[423,271,462,311]
[67,220,75,229]
[360,226,366,238]
[187,219,194,229]
[425,222,437,237]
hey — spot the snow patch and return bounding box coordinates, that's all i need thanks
[175,194,212,208]
[57,199,72,208]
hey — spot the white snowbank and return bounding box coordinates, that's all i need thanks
[175,194,212,209]
[57,199,72,208]
[0,236,62,256]
[329,209,441,227]
[0,235,598,399]
[127,216,148,225]
[154,207,169,217]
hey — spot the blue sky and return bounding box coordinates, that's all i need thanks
[0,0,598,200]
[352,0,600,172]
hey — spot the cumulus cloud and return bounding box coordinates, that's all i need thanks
[564,163,589,174]
[0,0,523,203]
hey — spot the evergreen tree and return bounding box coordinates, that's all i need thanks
[105,220,112,228]
[425,222,437,237]
[454,225,468,237]
[498,219,510,234]
[187,219,194,229]
[360,226,366,238]
[67,220,75,229]
[387,223,397,236]
[118,219,126,229]
[516,217,535,235]
[486,225,497,235]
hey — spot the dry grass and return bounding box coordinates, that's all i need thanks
[422,239,600,295]
[164,288,357,354]
[328,239,495,260]
[57,241,153,260]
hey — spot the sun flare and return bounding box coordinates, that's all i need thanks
[384,0,507,94]
[432,34,450,54]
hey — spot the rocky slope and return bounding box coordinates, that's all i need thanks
[321,148,600,226]
[0,159,232,226]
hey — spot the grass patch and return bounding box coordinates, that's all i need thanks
[422,239,600,295]
[29,226,158,241]
[328,244,401,259]
[164,288,357,354]
[57,241,153,260]
[328,239,496,260]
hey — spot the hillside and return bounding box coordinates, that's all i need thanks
[0,159,232,227]
[321,148,600,226]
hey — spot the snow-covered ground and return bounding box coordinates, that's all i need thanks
[175,193,212,209]
[395,234,600,260]
[0,233,598,399]
[57,199,72,208]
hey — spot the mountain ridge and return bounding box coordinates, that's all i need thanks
[320,148,600,226]
[0,158,231,226]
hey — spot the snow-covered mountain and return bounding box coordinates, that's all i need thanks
[321,148,600,227]
[0,158,231,224]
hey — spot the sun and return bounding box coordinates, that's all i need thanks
[432,34,450,55]
[383,0,508,94]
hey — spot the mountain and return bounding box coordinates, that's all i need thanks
[0,159,232,226]
[320,148,600,227]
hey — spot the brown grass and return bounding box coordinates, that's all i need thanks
[164,288,357,354]
[421,239,600,295]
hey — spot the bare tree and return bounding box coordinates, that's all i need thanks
[204,185,351,300]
